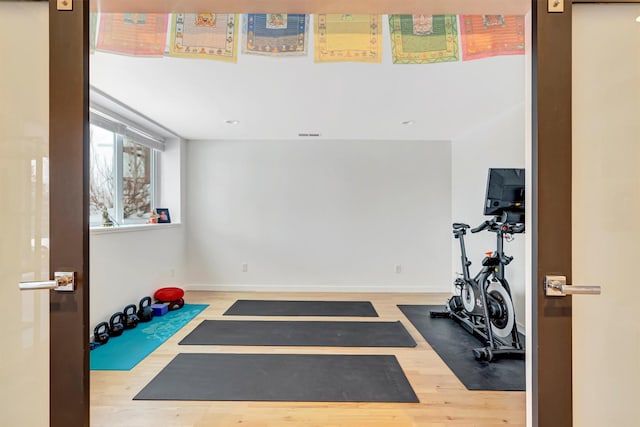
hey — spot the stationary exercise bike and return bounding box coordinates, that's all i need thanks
[431,168,525,362]
[431,217,525,361]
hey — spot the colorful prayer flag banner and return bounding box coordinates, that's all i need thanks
[314,14,382,63]
[389,15,459,64]
[96,13,168,56]
[242,14,308,56]
[459,15,525,61]
[169,13,238,62]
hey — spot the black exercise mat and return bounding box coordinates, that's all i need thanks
[223,299,379,317]
[134,353,419,402]
[179,320,417,347]
[398,305,525,391]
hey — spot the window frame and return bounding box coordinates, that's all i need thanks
[89,107,164,227]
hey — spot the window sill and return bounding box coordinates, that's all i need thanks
[90,223,180,235]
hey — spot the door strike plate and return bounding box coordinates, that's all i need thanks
[548,0,564,13]
[57,0,73,11]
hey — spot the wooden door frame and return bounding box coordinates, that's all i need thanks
[49,1,89,426]
[532,1,573,425]
[534,1,638,426]
[49,1,635,426]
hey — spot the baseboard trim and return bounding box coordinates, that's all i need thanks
[184,283,448,293]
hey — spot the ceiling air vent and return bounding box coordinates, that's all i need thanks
[298,132,321,137]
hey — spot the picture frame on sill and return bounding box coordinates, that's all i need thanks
[156,208,171,224]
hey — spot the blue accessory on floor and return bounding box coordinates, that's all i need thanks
[90,303,208,371]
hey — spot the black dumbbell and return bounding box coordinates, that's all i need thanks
[167,298,185,311]
[137,296,154,322]
[109,312,125,337]
[123,304,139,329]
[94,321,110,345]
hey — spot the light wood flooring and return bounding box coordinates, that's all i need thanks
[90,291,525,427]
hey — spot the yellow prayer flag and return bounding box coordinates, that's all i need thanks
[314,14,382,63]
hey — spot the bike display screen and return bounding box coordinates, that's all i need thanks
[484,168,525,221]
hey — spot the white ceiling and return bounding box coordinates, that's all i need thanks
[90,17,526,142]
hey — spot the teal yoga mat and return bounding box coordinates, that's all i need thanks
[91,304,208,371]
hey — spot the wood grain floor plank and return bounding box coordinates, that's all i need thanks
[90,291,525,426]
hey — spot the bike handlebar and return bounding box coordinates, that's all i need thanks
[471,220,495,233]
[469,219,525,234]
[507,223,525,233]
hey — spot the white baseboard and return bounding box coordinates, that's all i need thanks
[184,283,449,293]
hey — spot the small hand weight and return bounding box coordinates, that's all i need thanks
[123,304,139,329]
[137,296,154,322]
[94,321,110,345]
[167,298,185,311]
[109,312,125,337]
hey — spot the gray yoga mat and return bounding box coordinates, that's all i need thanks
[398,304,525,391]
[223,299,379,317]
[179,320,417,347]
[134,353,419,402]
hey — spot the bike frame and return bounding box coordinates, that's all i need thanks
[447,218,524,360]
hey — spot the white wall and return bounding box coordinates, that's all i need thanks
[90,139,186,329]
[159,138,186,223]
[186,139,451,292]
[90,46,527,326]
[90,225,185,328]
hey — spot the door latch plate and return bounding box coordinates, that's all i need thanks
[57,0,73,11]
[54,272,75,292]
[545,275,566,296]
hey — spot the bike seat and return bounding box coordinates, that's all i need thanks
[452,223,470,230]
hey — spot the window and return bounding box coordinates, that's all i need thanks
[122,139,152,221]
[89,109,162,227]
[89,124,115,225]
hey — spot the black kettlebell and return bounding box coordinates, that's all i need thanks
[137,296,154,322]
[109,312,125,337]
[123,304,139,329]
[94,321,110,345]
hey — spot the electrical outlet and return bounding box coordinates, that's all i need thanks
[548,0,564,13]
[395,264,402,274]
[242,263,248,272]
